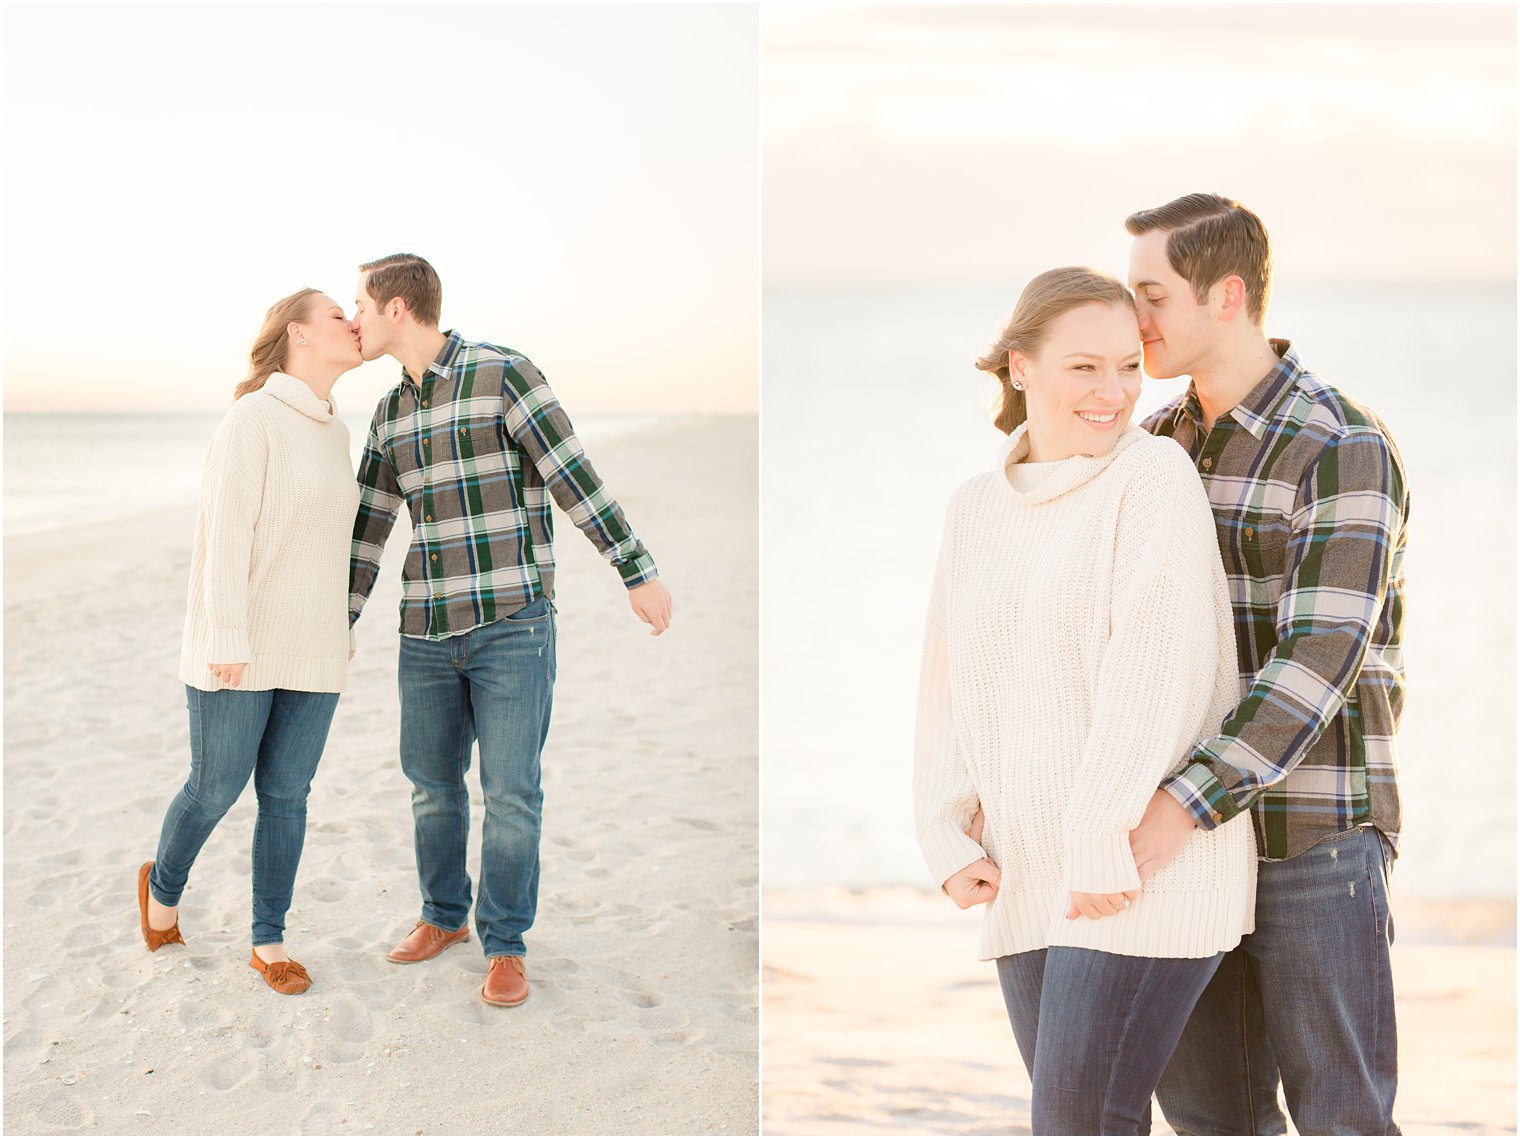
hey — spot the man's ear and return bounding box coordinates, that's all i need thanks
[1216,275,1248,322]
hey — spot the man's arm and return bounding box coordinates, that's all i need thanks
[499,358,669,631]
[348,409,404,634]
[1157,427,1406,832]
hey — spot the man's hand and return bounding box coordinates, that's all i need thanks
[965,805,985,846]
[1129,788,1199,882]
[209,663,247,687]
[628,579,672,635]
[1065,888,1141,921]
[943,858,1000,910]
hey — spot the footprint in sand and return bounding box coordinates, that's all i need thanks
[596,965,666,1010]
[200,1053,255,1092]
[650,1026,708,1048]
[31,1088,94,1132]
[301,1099,346,1131]
[303,877,347,903]
[324,993,375,1045]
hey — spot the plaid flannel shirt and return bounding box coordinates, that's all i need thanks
[1144,340,1409,861]
[349,331,658,639]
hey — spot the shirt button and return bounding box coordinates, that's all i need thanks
[431,553,438,562]
[434,594,442,601]
[423,438,430,446]
[422,400,429,408]
[1245,526,1254,539]
[459,427,467,436]
[426,514,433,522]
[1201,457,1214,470]
[1212,812,1224,823]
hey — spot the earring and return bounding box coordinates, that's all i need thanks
[298,337,308,346]
[1012,381,1024,391]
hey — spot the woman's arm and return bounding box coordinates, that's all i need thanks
[201,409,269,675]
[1062,450,1232,900]
[912,542,991,898]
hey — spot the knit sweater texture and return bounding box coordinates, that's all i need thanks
[914,423,1257,961]
[179,373,361,694]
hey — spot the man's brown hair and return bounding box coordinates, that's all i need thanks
[360,253,442,327]
[1125,193,1272,325]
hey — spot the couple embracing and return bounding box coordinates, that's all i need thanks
[137,255,673,1007]
[915,194,1408,1135]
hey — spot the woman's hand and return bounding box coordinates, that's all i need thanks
[944,858,1001,909]
[209,663,247,687]
[1065,888,1141,921]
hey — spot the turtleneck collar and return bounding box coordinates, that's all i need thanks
[996,421,1147,504]
[262,373,336,422]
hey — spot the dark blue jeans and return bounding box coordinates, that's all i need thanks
[397,598,556,959]
[998,945,1224,1135]
[150,686,340,945]
[1155,825,1400,1136]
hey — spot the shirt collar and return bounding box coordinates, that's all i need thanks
[402,329,464,387]
[1175,338,1301,441]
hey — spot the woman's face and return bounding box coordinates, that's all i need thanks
[1009,302,1143,462]
[292,294,363,371]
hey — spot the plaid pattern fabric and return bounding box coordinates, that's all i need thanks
[349,331,657,639]
[1143,340,1409,861]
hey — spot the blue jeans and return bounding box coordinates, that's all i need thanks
[397,598,556,959]
[150,686,340,945]
[1155,826,1400,1135]
[998,945,1224,1135]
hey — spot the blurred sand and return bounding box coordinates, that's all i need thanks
[762,887,1515,1136]
[3,415,758,1135]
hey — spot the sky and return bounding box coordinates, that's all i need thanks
[765,4,1516,287]
[2,4,759,414]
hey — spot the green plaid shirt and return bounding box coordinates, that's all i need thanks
[349,331,657,639]
[1144,341,1409,861]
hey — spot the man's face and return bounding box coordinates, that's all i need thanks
[352,275,392,362]
[1127,230,1219,381]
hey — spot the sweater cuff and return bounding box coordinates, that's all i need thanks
[920,822,989,893]
[348,627,356,654]
[1064,831,1142,894]
[207,628,253,664]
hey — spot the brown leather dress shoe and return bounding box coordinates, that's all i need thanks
[386,919,470,964]
[249,949,312,995]
[137,862,185,952]
[481,955,528,1007]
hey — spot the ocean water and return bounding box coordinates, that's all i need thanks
[762,281,1517,902]
[3,409,659,538]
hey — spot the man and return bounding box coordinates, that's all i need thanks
[347,254,672,1009]
[1123,195,1409,1135]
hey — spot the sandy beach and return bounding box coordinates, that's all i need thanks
[3,415,758,1136]
[762,888,1515,1136]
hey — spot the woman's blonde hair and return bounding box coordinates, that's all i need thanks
[233,288,322,400]
[975,267,1136,434]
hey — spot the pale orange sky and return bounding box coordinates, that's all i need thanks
[3,5,759,415]
[765,4,1516,287]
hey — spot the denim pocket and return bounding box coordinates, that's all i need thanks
[502,596,551,624]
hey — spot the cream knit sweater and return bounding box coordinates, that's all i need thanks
[179,374,361,694]
[914,423,1256,961]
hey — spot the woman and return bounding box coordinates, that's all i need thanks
[912,267,1256,1134]
[137,288,363,995]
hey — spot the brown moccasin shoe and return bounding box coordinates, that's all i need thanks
[137,862,185,952]
[481,955,528,1007]
[249,948,312,995]
[386,919,470,964]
